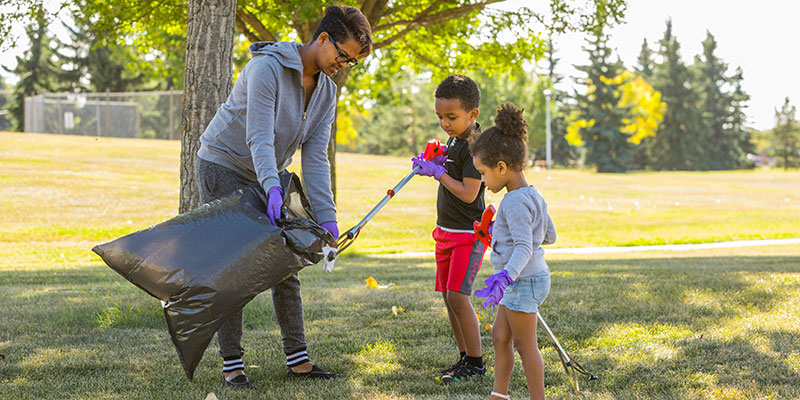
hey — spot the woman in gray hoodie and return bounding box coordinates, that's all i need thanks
[195,5,372,388]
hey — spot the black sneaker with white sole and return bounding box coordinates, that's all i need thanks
[439,361,486,384]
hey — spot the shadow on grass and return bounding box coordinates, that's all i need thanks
[1,254,799,399]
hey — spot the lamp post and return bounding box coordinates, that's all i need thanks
[543,89,552,169]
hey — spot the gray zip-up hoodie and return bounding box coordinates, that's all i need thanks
[197,41,337,224]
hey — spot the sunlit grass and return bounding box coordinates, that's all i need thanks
[354,341,400,375]
[2,245,799,399]
[2,132,799,258]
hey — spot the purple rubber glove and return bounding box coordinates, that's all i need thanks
[412,155,447,180]
[320,221,339,241]
[473,270,514,312]
[266,186,283,225]
[421,144,448,165]
[488,221,494,235]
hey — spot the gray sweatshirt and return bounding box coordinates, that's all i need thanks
[490,186,557,280]
[197,41,337,224]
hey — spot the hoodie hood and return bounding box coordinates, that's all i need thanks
[249,41,304,72]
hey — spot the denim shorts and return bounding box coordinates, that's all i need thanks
[499,272,551,314]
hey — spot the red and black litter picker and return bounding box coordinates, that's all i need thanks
[330,138,445,259]
[473,204,599,396]
[473,204,495,247]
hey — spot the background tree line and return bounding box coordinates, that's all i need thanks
[338,18,799,172]
[2,2,798,177]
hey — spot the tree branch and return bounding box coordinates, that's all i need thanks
[235,13,259,43]
[360,0,390,26]
[401,37,443,71]
[361,0,378,21]
[236,7,277,42]
[374,0,441,31]
[374,0,502,49]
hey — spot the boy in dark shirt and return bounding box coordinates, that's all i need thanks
[412,74,487,383]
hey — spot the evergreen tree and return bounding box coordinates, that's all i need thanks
[726,67,755,168]
[635,38,654,78]
[574,30,631,172]
[3,13,65,131]
[693,30,729,170]
[56,17,146,93]
[631,37,654,169]
[0,76,12,131]
[773,97,799,169]
[649,19,702,170]
[546,37,578,167]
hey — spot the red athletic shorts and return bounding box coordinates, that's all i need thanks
[433,227,486,294]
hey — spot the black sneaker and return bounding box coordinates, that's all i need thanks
[287,364,340,379]
[224,374,252,389]
[439,356,465,375]
[439,362,486,384]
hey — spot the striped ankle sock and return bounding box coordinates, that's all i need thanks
[285,348,309,368]
[222,355,244,373]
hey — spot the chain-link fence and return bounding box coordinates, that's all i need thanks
[0,90,12,131]
[24,90,182,139]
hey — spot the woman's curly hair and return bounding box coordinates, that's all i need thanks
[468,102,528,171]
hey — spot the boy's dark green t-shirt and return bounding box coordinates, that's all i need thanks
[436,129,486,230]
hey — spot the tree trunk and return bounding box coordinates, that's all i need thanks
[179,0,236,213]
[328,69,351,203]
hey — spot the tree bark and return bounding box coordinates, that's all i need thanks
[179,0,236,213]
[329,69,351,202]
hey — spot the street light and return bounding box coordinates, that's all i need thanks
[543,89,552,169]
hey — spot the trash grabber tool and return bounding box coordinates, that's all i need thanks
[537,312,598,396]
[331,139,446,259]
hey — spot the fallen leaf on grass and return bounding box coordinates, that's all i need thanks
[204,393,218,400]
[391,305,404,316]
[365,276,394,289]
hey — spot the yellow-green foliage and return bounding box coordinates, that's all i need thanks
[566,69,665,146]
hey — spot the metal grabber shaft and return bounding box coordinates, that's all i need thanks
[330,138,446,259]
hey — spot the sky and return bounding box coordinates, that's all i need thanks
[2,1,798,130]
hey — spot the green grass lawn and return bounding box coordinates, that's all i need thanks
[2,132,800,399]
[2,133,798,257]
[2,246,799,399]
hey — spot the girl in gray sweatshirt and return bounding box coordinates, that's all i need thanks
[470,103,556,400]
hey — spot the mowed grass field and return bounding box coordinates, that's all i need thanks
[1,132,798,260]
[2,132,800,399]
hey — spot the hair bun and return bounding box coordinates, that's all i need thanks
[494,103,527,140]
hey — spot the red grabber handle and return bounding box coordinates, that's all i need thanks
[422,138,446,161]
[473,204,495,247]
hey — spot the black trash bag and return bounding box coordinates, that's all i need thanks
[92,172,332,379]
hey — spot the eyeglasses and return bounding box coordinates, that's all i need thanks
[329,36,359,68]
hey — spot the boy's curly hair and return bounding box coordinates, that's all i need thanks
[468,103,528,171]
[434,75,480,111]
[313,5,373,57]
